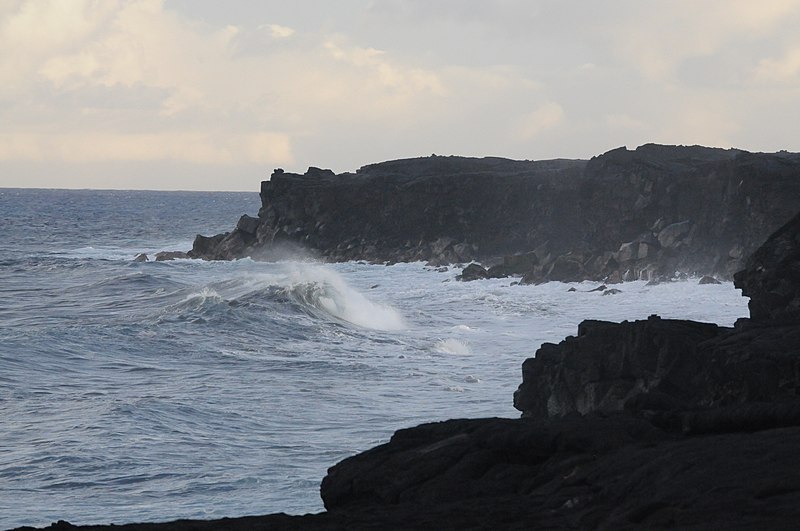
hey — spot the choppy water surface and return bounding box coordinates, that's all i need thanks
[0,189,748,528]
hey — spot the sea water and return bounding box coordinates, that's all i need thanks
[0,189,749,528]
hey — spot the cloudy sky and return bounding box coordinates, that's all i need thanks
[2,0,799,190]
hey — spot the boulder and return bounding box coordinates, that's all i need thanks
[154,251,189,261]
[133,253,148,262]
[513,316,726,419]
[188,233,227,260]
[657,220,692,249]
[698,275,721,285]
[236,214,261,235]
[486,264,510,279]
[502,252,538,275]
[544,254,585,283]
[734,211,800,323]
[617,241,638,262]
[456,263,489,281]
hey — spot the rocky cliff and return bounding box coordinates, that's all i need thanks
[190,144,800,282]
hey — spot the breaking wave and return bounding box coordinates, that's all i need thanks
[161,263,406,331]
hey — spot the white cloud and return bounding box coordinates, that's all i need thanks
[609,0,800,81]
[260,23,294,39]
[1,1,800,189]
[323,38,446,96]
[755,47,800,83]
[515,102,564,140]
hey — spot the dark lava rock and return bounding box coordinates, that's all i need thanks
[514,316,800,421]
[133,253,148,262]
[698,275,722,284]
[515,209,800,421]
[190,145,800,281]
[486,264,510,278]
[456,263,489,281]
[316,414,800,530]
[502,251,538,275]
[734,210,800,323]
[602,288,622,295]
[513,316,724,418]
[154,251,189,261]
[588,284,607,292]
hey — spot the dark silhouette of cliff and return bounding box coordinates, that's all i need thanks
[190,144,800,282]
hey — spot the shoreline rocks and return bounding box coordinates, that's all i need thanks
[190,144,800,283]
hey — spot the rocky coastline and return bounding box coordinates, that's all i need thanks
[16,179,800,527]
[189,144,800,284]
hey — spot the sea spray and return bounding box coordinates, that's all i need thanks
[434,338,472,355]
[282,263,406,331]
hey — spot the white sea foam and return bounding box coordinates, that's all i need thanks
[57,241,196,261]
[434,338,472,355]
[184,287,222,302]
[282,263,406,331]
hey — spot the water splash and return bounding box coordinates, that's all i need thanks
[434,338,471,355]
[280,264,406,331]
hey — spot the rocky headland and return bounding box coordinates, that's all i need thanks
[189,144,800,283]
[18,193,800,527]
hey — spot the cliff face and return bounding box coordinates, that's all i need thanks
[190,144,800,281]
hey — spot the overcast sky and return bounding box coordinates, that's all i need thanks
[2,0,799,190]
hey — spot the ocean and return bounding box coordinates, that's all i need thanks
[0,188,749,528]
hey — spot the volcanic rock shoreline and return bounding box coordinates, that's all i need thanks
[16,211,800,529]
[189,143,800,284]
[16,151,800,530]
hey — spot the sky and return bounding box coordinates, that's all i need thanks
[1,0,800,191]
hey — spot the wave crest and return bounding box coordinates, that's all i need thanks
[160,264,406,331]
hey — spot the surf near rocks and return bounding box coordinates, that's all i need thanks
[29,210,800,529]
[313,208,800,530]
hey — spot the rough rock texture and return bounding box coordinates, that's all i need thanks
[154,251,189,261]
[513,316,723,418]
[514,210,800,420]
[513,316,800,420]
[191,144,800,281]
[734,210,800,323]
[20,209,800,529]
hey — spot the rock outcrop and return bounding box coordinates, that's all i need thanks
[190,144,800,282]
[19,210,800,529]
[513,210,800,421]
[734,210,800,323]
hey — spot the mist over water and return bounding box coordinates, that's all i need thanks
[0,189,749,528]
